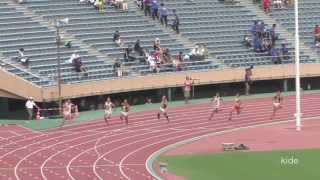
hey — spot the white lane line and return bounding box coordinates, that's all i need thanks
[7,95,320,179]
[145,117,320,180]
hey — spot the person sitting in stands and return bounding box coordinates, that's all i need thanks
[18,48,29,67]
[113,30,123,47]
[113,59,123,77]
[270,47,281,64]
[173,51,183,71]
[184,45,201,60]
[134,39,144,56]
[243,35,252,48]
[72,55,88,76]
[162,48,171,63]
[254,37,263,52]
[136,0,143,9]
[124,45,135,61]
[314,25,320,46]
[148,55,157,73]
[262,38,271,52]
[273,0,282,9]
[122,0,128,10]
[281,44,290,60]
[67,51,79,64]
[153,38,161,51]
[199,44,209,58]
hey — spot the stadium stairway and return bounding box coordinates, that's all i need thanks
[159,0,314,67]
[22,0,220,76]
[239,0,319,61]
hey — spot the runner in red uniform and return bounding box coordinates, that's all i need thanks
[157,95,170,123]
[120,99,130,125]
[271,91,283,119]
[208,93,223,120]
[229,93,241,120]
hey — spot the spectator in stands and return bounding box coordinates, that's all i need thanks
[124,45,135,61]
[17,0,25,4]
[115,0,124,9]
[18,48,29,67]
[122,0,128,11]
[270,47,281,64]
[160,3,169,27]
[153,38,161,51]
[173,51,183,71]
[171,9,180,34]
[243,35,252,48]
[273,0,283,9]
[262,0,270,13]
[162,48,171,63]
[199,44,209,58]
[281,44,290,60]
[148,54,157,73]
[144,0,152,16]
[134,39,144,56]
[250,21,258,37]
[151,0,159,20]
[136,0,143,9]
[113,59,124,77]
[72,55,88,76]
[314,25,320,46]
[262,38,271,52]
[254,37,263,52]
[97,0,105,13]
[25,97,39,120]
[268,24,278,47]
[184,45,201,60]
[113,30,123,47]
[67,51,80,64]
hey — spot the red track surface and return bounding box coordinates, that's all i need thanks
[1,93,320,180]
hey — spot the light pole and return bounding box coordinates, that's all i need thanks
[54,17,69,116]
[294,0,301,131]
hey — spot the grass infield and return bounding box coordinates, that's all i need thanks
[159,149,320,180]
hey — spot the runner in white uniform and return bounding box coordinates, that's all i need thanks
[157,95,169,123]
[271,91,283,119]
[209,93,223,120]
[104,97,114,125]
[120,99,130,125]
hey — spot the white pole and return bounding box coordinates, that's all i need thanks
[294,0,301,131]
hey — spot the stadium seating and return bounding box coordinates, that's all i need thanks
[0,0,317,87]
[0,1,114,85]
[23,0,220,77]
[269,0,320,53]
[161,0,313,67]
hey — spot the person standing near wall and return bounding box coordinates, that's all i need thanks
[25,97,39,120]
[184,76,193,104]
[245,65,253,95]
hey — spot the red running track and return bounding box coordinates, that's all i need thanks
[1,93,320,180]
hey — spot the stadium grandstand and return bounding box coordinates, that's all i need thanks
[1,0,320,179]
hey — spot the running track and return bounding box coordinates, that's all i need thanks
[1,93,320,180]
